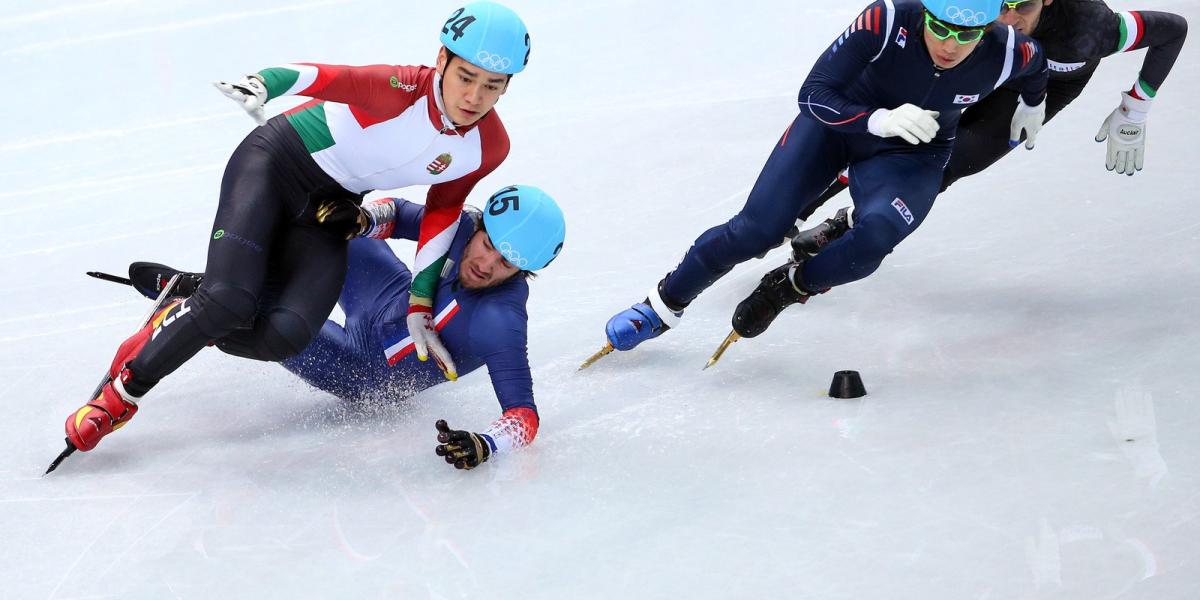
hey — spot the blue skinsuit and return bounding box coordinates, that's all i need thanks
[282,200,535,414]
[661,0,1049,305]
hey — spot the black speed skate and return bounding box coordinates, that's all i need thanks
[731,262,812,338]
[127,262,202,299]
[731,207,852,338]
[88,262,203,299]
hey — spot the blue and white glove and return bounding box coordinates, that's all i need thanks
[213,74,268,126]
[1095,92,1150,176]
[1009,96,1046,150]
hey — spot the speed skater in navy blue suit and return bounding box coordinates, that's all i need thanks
[286,187,566,469]
[591,0,1049,365]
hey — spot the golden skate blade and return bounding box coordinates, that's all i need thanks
[578,343,615,371]
[703,331,742,370]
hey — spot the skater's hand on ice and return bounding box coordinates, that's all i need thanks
[1095,92,1150,176]
[213,75,269,126]
[407,311,458,381]
[1009,96,1046,150]
[434,420,492,470]
[868,104,940,145]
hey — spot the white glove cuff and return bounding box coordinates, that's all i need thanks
[1119,92,1152,123]
[867,109,889,137]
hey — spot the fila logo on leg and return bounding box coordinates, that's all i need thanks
[891,198,915,225]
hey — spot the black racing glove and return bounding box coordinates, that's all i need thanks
[315,198,370,240]
[434,420,492,470]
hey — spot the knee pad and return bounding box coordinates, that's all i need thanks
[258,309,319,361]
[191,283,258,337]
[842,214,907,277]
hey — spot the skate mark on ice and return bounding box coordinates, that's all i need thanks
[0,0,143,29]
[0,164,221,203]
[0,317,131,345]
[4,0,353,56]
[0,222,203,261]
[0,112,236,154]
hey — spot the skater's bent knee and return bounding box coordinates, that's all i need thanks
[259,309,318,361]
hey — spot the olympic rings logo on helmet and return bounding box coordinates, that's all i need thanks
[496,241,529,269]
[475,50,512,72]
[943,5,989,26]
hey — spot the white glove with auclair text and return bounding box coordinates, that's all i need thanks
[1095,92,1150,176]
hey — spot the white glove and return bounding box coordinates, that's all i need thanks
[1009,96,1047,150]
[213,74,269,126]
[1095,92,1150,176]
[867,104,940,145]
[406,312,458,381]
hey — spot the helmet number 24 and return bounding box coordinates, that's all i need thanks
[442,8,477,42]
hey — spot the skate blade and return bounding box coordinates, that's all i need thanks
[578,343,615,371]
[703,331,742,370]
[43,439,78,476]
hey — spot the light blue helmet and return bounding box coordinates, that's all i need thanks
[439,2,530,75]
[482,185,565,272]
[921,0,999,27]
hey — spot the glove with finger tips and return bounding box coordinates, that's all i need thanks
[315,198,371,240]
[868,104,941,145]
[406,312,458,381]
[1095,92,1150,176]
[434,420,492,470]
[1009,96,1047,150]
[213,74,269,126]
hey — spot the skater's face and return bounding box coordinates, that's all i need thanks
[922,13,986,69]
[460,230,521,289]
[996,0,1051,35]
[436,47,509,127]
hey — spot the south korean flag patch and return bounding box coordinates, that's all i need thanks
[895,26,908,48]
[954,93,981,105]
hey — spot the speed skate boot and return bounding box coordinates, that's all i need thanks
[605,280,686,351]
[128,262,203,300]
[65,299,187,451]
[731,208,852,338]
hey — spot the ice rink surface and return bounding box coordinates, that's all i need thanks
[2,1,1199,598]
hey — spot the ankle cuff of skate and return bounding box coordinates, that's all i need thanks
[787,264,813,297]
[111,375,141,405]
[648,285,683,329]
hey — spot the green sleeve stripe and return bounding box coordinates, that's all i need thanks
[258,67,300,101]
[410,259,446,302]
[1137,78,1157,98]
[284,103,335,153]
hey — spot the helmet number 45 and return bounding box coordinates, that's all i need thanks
[488,187,520,215]
[442,8,477,42]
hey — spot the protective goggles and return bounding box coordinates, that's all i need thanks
[923,11,988,44]
[1001,0,1041,16]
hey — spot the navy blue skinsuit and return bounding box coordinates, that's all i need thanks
[281,200,535,413]
[661,0,1048,305]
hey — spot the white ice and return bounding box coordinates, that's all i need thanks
[2,1,1199,598]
